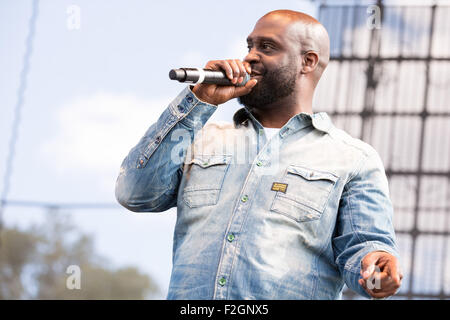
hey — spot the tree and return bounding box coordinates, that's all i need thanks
[0,227,40,299]
[0,210,159,299]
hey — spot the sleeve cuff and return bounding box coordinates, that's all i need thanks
[188,85,218,108]
[169,86,218,129]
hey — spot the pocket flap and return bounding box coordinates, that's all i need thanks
[189,155,231,168]
[287,165,338,183]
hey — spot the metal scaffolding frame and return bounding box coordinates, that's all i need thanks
[317,1,450,299]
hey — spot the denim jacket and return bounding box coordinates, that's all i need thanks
[115,86,399,299]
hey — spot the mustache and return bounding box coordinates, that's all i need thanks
[249,66,265,76]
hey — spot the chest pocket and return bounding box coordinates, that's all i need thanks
[182,155,232,208]
[270,165,338,222]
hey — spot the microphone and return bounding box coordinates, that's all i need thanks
[169,68,250,86]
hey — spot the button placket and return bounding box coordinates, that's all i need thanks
[214,156,261,299]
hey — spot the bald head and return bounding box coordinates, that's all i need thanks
[259,10,330,77]
[241,10,331,112]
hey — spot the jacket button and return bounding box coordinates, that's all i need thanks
[218,277,227,286]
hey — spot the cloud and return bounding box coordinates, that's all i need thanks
[36,93,179,297]
[40,93,170,188]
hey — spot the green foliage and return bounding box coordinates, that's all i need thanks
[0,212,159,299]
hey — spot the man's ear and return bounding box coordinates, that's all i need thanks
[300,51,319,74]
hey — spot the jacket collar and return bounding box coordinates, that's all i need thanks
[232,107,333,135]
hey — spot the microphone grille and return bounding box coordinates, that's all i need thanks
[169,69,186,81]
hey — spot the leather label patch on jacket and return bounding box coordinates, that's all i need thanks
[271,182,288,193]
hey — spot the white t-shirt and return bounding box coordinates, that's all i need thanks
[264,127,280,141]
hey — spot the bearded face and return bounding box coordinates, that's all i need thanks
[238,57,298,109]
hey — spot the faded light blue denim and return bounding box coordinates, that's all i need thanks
[115,86,399,300]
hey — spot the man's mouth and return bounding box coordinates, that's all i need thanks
[250,71,263,79]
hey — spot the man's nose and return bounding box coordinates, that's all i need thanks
[244,48,260,64]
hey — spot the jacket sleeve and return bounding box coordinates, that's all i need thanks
[332,147,400,299]
[115,86,217,212]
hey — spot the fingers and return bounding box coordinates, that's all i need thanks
[362,263,376,280]
[359,251,403,299]
[379,271,401,292]
[385,257,402,284]
[359,274,399,299]
[360,252,381,279]
[205,59,249,84]
[235,59,248,84]
[204,60,233,81]
[359,281,395,299]
[228,60,240,84]
[243,61,252,75]
[358,268,402,298]
[195,59,255,105]
[233,78,258,97]
[227,59,248,84]
[360,251,392,280]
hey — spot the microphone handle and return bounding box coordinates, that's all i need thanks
[169,68,249,86]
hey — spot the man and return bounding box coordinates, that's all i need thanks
[115,10,402,299]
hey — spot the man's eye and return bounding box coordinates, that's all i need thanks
[261,43,273,50]
[247,43,274,52]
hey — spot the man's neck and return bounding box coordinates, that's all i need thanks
[249,94,313,128]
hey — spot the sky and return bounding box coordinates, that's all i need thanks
[2,0,448,299]
[0,0,318,299]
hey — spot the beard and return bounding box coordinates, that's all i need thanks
[238,63,297,109]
